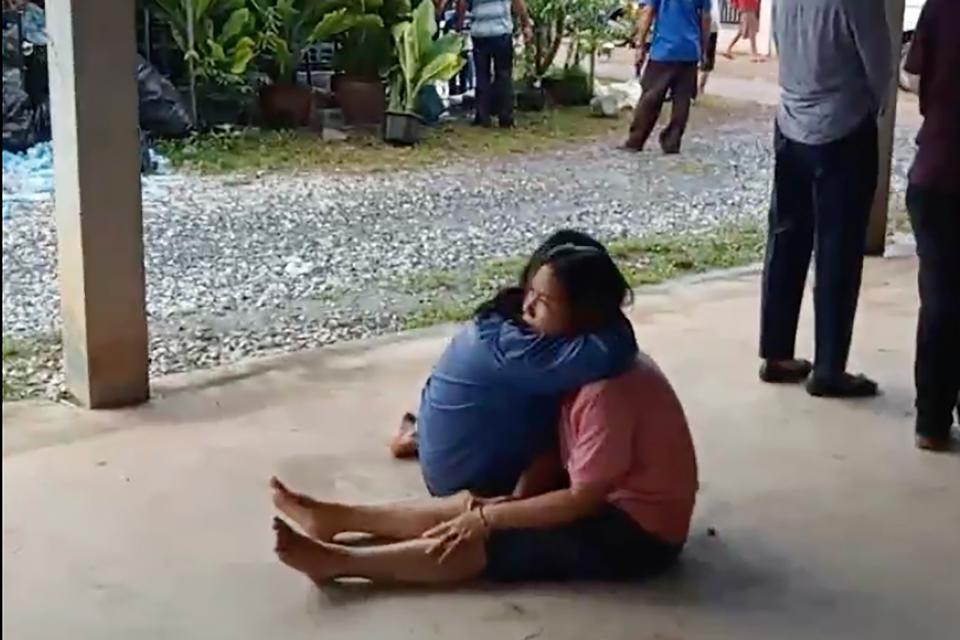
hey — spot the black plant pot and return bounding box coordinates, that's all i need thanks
[383,111,423,146]
[516,81,546,112]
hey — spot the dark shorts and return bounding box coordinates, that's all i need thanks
[483,506,683,583]
[702,33,718,72]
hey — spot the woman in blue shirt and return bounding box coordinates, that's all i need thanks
[392,230,638,497]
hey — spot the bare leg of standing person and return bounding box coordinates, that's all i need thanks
[274,517,487,586]
[270,477,470,541]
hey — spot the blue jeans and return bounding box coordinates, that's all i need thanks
[472,34,513,125]
[760,118,879,379]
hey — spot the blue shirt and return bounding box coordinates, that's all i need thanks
[417,313,638,496]
[645,0,710,63]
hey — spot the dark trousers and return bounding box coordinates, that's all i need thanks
[473,34,514,126]
[759,119,879,379]
[626,60,698,153]
[907,184,960,439]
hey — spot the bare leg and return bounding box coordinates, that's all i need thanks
[698,71,710,97]
[722,32,741,59]
[270,477,469,541]
[274,517,486,586]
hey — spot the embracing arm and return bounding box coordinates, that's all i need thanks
[485,484,607,530]
[495,313,638,395]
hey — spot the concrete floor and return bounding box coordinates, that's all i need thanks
[3,255,958,640]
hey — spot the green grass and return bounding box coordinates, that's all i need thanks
[401,222,765,330]
[157,107,625,175]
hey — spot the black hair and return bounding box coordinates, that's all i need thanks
[476,230,632,330]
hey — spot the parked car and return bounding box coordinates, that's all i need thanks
[899,0,926,93]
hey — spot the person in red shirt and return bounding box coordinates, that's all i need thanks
[903,0,960,452]
[723,0,763,62]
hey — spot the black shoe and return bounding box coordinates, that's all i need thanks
[472,118,493,128]
[806,373,879,398]
[759,359,813,384]
[498,119,515,129]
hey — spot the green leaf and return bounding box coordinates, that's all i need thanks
[221,8,251,42]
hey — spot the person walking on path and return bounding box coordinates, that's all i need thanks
[902,0,960,452]
[624,0,712,154]
[722,0,763,63]
[758,0,891,398]
[458,0,533,128]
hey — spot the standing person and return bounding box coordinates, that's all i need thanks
[759,0,891,398]
[459,0,533,128]
[624,0,712,155]
[722,0,763,63]
[697,0,720,98]
[902,0,960,452]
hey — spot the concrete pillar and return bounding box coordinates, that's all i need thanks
[758,0,775,57]
[47,0,150,408]
[865,0,906,256]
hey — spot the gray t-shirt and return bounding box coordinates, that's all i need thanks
[773,0,892,145]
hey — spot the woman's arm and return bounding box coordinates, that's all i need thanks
[492,313,639,394]
[485,485,607,530]
[424,484,609,561]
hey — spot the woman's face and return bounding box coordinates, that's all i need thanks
[522,264,574,336]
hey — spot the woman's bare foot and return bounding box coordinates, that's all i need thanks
[389,412,418,459]
[273,517,338,586]
[270,477,341,541]
[721,51,735,60]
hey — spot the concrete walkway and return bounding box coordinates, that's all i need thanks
[3,255,958,640]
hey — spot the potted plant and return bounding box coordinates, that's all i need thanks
[148,0,259,126]
[249,0,357,128]
[384,1,463,145]
[329,0,411,125]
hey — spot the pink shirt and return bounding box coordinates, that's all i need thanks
[559,354,699,545]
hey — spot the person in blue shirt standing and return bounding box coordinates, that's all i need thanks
[391,230,639,498]
[625,0,711,154]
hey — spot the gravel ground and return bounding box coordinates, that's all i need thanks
[2,106,919,397]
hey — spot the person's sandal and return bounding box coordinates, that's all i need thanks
[806,373,879,398]
[759,359,813,384]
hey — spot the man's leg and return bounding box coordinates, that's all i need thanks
[274,517,486,586]
[759,123,816,378]
[907,185,960,448]
[492,34,515,127]
[472,37,493,126]
[659,62,697,154]
[270,477,469,541]
[808,120,879,395]
[625,61,672,150]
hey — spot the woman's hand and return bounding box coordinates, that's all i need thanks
[423,508,490,563]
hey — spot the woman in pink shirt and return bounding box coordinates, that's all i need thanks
[269,236,699,585]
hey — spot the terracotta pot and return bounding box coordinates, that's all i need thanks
[334,77,385,125]
[258,83,313,129]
